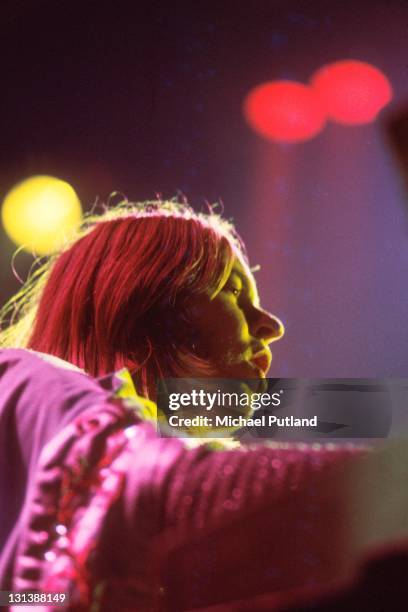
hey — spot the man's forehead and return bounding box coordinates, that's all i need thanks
[230,257,260,303]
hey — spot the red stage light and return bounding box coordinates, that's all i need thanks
[243,81,327,143]
[311,60,393,125]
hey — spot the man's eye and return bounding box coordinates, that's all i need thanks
[231,287,241,297]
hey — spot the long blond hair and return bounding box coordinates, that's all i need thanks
[0,198,247,398]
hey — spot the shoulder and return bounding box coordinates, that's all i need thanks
[0,347,100,398]
[0,348,85,387]
[0,348,117,447]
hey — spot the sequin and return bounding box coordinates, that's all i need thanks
[124,426,137,439]
[44,550,56,562]
[35,531,49,545]
[57,536,69,549]
[55,524,67,536]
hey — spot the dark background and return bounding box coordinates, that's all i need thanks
[1,0,408,376]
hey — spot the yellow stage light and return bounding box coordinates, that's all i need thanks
[1,175,82,255]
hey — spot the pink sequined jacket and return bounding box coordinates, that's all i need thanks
[0,349,387,611]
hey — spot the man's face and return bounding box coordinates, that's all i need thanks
[187,255,284,379]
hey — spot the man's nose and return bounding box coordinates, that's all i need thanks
[252,309,284,344]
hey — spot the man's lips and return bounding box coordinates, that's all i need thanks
[250,349,272,376]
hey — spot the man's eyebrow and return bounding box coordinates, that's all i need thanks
[232,270,260,306]
[229,271,243,285]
